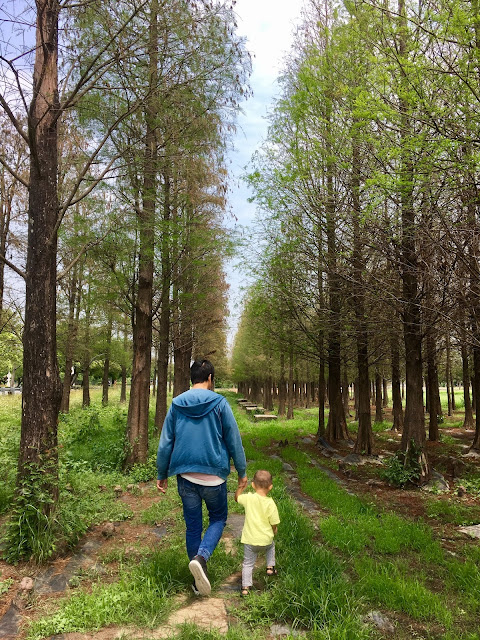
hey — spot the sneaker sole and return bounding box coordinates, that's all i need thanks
[188,559,211,596]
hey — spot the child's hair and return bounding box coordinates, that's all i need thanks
[253,469,273,489]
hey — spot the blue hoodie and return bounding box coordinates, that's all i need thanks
[156,389,247,481]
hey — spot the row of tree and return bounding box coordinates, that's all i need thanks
[232,0,480,479]
[0,0,249,558]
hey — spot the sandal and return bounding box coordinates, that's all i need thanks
[266,567,278,576]
[241,587,250,597]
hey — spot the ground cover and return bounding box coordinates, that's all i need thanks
[0,388,478,639]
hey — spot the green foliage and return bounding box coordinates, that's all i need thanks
[3,461,58,563]
[0,577,13,595]
[60,403,128,472]
[354,558,453,627]
[128,454,157,483]
[381,443,423,488]
[424,498,479,526]
[461,476,480,498]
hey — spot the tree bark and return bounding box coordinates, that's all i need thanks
[278,353,286,417]
[287,345,294,419]
[17,0,62,516]
[60,267,80,413]
[374,369,383,423]
[446,334,452,416]
[125,0,158,466]
[391,332,404,431]
[397,0,428,479]
[382,377,388,407]
[461,333,474,429]
[102,311,113,406]
[154,168,171,431]
[426,331,439,441]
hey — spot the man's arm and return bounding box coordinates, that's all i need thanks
[156,407,175,490]
[220,400,247,477]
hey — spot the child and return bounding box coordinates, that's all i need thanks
[235,469,280,596]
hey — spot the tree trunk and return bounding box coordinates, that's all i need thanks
[351,131,372,454]
[382,377,388,407]
[278,353,286,417]
[426,331,439,442]
[17,0,62,526]
[154,168,171,431]
[446,334,452,417]
[125,0,158,466]
[391,332,404,431]
[471,341,480,450]
[461,336,474,429]
[374,369,383,423]
[264,376,273,412]
[342,365,350,417]
[102,311,113,406]
[60,268,79,413]
[397,0,428,479]
[287,345,294,419]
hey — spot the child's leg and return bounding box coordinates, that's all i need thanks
[265,541,276,570]
[242,544,258,587]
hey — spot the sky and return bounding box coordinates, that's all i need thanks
[224,0,305,346]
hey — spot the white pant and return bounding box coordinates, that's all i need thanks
[242,542,275,587]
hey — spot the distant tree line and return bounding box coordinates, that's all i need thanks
[0,0,249,560]
[232,0,480,478]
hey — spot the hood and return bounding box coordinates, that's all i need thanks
[172,388,224,418]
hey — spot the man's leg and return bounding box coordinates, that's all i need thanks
[196,481,228,561]
[177,475,203,560]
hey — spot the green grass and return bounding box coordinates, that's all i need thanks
[2,388,479,639]
[354,557,453,627]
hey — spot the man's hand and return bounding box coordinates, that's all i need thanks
[234,475,248,501]
[157,478,168,493]
[237,475,248,490]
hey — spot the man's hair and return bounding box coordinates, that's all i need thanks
[253,469,273,489]
[190,359,215,384]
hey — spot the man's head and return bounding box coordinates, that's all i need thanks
[252,469,273,490]
[190,359,215,386]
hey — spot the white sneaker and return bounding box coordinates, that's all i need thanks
[188,555,211,596]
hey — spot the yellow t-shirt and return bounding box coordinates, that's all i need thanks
[237,492,280,546]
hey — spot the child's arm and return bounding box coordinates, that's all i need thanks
[272,524,277,536]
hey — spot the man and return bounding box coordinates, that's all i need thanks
[156,359,247,596]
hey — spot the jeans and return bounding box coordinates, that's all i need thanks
[176,475,228,561]
[242,542,276,587]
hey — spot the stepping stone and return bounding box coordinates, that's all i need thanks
[152,526,168,538]
[158,597,228,636]
[365,610,395,634]
[271,623,303,637]
[225,513,244,539]
[0,605,20,638]
[254,414,277,421]
[458,524,480,539]
[421,471,449,493]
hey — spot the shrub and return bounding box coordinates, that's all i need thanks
[381,443,423,488]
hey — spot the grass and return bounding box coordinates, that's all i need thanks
[228,397,480,637]
[1,388,480,639]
